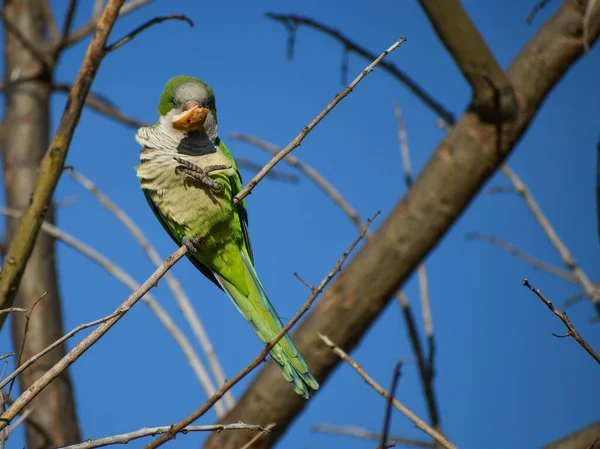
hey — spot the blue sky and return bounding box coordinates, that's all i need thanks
[1,1,599,449]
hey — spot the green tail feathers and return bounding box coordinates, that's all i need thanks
[213,252,319,398]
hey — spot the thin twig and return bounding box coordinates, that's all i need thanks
[0,206,224,416]
[0,0,127,331]
[266,13,454,125]
[523,279,600,365]
[0,308,26,316]
[394,101,440,430]
[105,15,194,54]
[60,0,79,50]
[501,165,600,315]
[235,159,299,183]
[312,424,435,448]
[318,334,457,449]
[238,423,276,449]
[0,355,13,363]
[54,83,148,129]
[67,0,155,47]
[7,407,33,435]
[65,169,234,410]
[57,423,271,449]
[379,363,402,449]
[467,233,589,285]
[228,134,362,229]
[233,37,406,204]
[526,0,554,24]
[140,214,379,449]
[0,245,189,430]
[7,292,48,398]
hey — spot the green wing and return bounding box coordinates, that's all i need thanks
[218,138,254,263]
[141,188,221,289]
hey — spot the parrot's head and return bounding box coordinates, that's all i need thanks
[157,76,218,140]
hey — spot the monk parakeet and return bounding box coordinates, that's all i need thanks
[135,76,319,398]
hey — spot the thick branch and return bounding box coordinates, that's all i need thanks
[416,0,517,119]
[0,0,126,329]
[203,3,600,448]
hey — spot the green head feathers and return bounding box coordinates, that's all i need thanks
[158,76,217,122]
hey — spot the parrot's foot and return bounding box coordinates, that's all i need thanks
[173,157,228,193]
[182,235,204,253]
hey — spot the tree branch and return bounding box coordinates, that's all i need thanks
[233,37,405,204]
[57,423,270,449]
[0,9,52,68]
[0,245,189,430]
[141,214,377,449]
[202,3,600,448]
[65,169,234,410]
[265,13,455,126]
[523,279,600,364]
[501,165,600,315]
[416,0,516,120]
[318,334,457,449]
[0,0,127,330]
[312,424,435,448]
[0,206,225,416]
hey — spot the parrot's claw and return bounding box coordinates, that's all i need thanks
[182,235,204,253]
[173,157,227,193]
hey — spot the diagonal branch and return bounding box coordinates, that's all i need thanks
[319,334,457,449]
[53,83,148,129]
[416,0,516,120]
[0,9,52,68]
[0,0,127,331]
[523,279,600,364]
[0,206,226,416]
[233,37,406,204]
[104,15,194,54]
[501,165,600,315]
[140,214,378,449]
[0,244,189,431]
[66,0,154,47]
[265,13,455,126]
[203,3,600,448]
[65,169,234,410]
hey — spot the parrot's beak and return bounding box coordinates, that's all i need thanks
[172,100,208,132]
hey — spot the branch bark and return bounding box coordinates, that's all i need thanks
[203,2,600,448]
[1,1,81,447]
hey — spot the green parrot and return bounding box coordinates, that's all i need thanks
[135,76,319,398]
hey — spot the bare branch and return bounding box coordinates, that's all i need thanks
[141,214,378,449]
[584,0,599,52]
[53,83,148,129]
[380,363,402,449]
[57,423,271,449]
[467,233,586,284]
[312,424,435,448]
[65,169,234,410]
[67,0,155,47]
[416,0,516,120]
[60,0,79,50]
[523,279,600,365]
[233,37,406,204]
[318,334,457,449]
[393,101,440,430]
[501,165,600,315]
[0,308,26,316]
[265,13,454,125]
[0,245,189,430]
[0,206,224,416]
[238,424,276,449]
[228,134,362,229]
[105,15,194,54]
[235,159,299,183]
[0,0,127,330]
